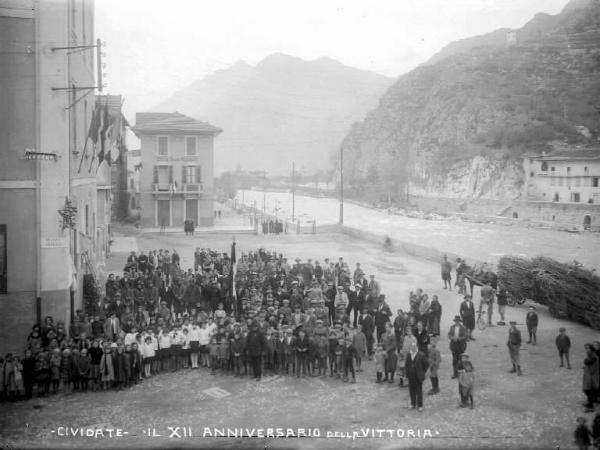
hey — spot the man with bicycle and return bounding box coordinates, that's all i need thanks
[479,282,496,327]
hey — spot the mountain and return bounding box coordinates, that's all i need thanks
[153,53,394,175]
[339,0,600,204]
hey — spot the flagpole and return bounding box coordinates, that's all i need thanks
[77,136,90,174]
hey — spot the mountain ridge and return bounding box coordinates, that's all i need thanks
[152,53,394,175]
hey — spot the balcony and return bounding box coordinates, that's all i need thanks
[183,183,203,195]
[152,183,172,193]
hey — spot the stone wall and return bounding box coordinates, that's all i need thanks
[408,194,600,231]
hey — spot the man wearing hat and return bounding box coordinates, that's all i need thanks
[405,341,429,411]
[507,321,522,375]
[353,263,365,286]
[448,316,467,379]
[246,321,267,380]
[359,308,375,358]
[334,286,349,323]
[367,275,381,306]
[555,327,571,369]
[525,306,539,345]
[314,260,323,282]
[374,295,392,343]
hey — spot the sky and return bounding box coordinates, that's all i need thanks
[95,0,571,127]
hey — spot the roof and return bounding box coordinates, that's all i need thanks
[131,112,222,136]
[529,149,600,161]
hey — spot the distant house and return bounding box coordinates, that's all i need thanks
[523,148,600,229]
[132,112,222,228]
[524,149,600,203]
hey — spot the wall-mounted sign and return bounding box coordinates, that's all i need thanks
[42,237,67,248]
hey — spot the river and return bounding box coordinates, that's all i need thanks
[236,189,600,270]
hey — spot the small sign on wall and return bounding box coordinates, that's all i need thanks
[41,237,67,248]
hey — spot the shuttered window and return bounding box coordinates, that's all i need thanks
[184,166,196,184]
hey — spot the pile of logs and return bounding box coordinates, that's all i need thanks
[498,256,600,329]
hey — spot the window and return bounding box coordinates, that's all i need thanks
[553,193,559,202]
[572,192,581,203]
[185,137,197,156]
[594,177,599,188]
[541,162,548,171]
[157,136,169,156]
[530,171,534,177]
[567,167,571,174]
[584,166,589,174]
[551,167,555,172]
[184,166,196,184]
[0,225,6,294]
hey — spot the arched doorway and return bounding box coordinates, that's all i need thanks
[583,215,591,230]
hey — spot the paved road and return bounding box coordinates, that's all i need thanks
[237,190,600,270]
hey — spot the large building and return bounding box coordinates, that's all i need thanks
[132,112,222,228]
[523,148,600,230]
[0,0,121,353]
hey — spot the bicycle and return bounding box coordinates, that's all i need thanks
[507,294,526,307]
[477,308,488,330]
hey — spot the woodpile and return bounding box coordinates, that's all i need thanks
[498,256,600,329]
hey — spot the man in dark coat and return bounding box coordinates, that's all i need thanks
[448,315,467,379]
[525,306,539,344]
[459,295,476,341]
[246,322,267,380]
[405,341,429,411]
[393,309,407,351]
[358,308,375,358]
[374,295,392,343]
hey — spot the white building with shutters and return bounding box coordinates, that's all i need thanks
[132,112,222,228]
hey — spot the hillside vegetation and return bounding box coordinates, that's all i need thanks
[340,0,600,203]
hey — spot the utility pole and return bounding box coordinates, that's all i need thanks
[339,146,344,225]
[292,162,295,222]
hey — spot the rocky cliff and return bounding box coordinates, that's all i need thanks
[340,0,600,203]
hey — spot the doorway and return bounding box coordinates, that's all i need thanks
[186,199,198,224]
[583,215,591,230]
[157,200,170,227]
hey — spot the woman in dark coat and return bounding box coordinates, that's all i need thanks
[583,343,599,411]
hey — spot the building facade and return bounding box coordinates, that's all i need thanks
[523,149,600,230]
[133,113,222,228]
[0,0,119,353]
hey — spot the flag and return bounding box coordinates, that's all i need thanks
[88,103,101,143]
[98,103,110,166]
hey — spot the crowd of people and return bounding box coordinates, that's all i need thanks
[3,243,599,441]
[1,245,452,407]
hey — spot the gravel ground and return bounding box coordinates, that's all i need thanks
[1,232,598,449]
